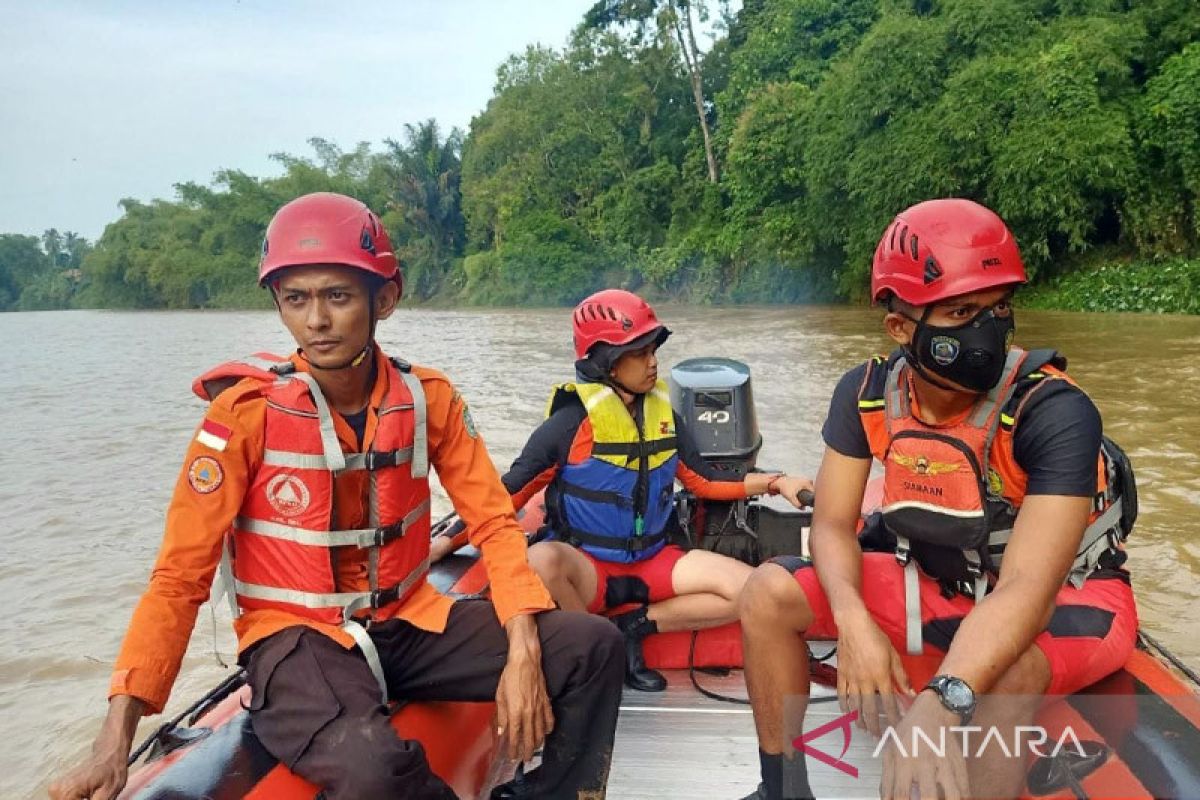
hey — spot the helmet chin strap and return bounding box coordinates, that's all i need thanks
[606,375,643,398]
[297,343,372,372]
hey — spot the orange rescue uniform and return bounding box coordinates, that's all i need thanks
[110,348,554,714]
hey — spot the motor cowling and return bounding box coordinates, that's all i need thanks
[668,357,762,475]
[669,357,806,565]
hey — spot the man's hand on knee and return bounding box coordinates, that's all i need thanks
[496,613,554,763]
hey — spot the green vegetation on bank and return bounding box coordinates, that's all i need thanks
[3,0,1199,313]
[1024,258,1200,314]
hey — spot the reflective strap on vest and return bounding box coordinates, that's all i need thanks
[287,372,347,472]
[262,447,415,472]
[235,498,431,549]
[896,535,988,656]
[902,552,923,656]
[969,349,1026,429]
[398,371,429,479]
[233,555,431,613]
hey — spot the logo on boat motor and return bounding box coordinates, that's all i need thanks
[892,452,959,476]
[266,474,311,517]
[930,335,960,365]
[187,456,224,494]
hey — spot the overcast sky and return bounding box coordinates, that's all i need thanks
[0,0,597,241]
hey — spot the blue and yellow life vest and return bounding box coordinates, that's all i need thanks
[547,380,679,563]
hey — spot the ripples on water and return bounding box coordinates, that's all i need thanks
[2,306,1196,797]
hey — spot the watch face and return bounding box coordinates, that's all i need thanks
[943,679,974,711]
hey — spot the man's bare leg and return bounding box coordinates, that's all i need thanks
[740,562,817,799]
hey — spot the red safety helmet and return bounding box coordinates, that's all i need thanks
[871,198,1026,306]
[259,192,401,293]
[572,289,669,360]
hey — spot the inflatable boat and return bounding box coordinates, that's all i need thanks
[119,358,1200,799]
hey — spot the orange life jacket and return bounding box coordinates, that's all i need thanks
[857,348,1132,653]
[193,352,432,699]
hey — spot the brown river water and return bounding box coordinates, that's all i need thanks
[2,306,1197,798]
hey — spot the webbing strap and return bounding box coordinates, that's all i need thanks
[236,499,431,548]
[234,556,431,612]
[884,358,909,435]
[568,526,667,553]
[288,373,346,472]
[591,437,678,459]
[1068,500,1124,589]
[367,469,381,590]
[969,349,1025,428]
[342,619,389,705]
[398,372,429,479]
[215,536,239,619]
[903,559,923,656]
[233,581,371,609]
[261,448,414,472]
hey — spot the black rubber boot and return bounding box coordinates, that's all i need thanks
[610,605,667,692]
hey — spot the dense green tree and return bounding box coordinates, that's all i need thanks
[7,0,1199,311]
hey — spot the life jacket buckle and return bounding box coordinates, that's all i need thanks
[367,520,405,548]
[895,542,911,566]
[365,449,397,471]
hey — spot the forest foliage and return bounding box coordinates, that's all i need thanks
[4,0,1198,311]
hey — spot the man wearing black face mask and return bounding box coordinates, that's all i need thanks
[736,199,1136,800]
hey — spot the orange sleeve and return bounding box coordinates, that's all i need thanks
[108,384,264,715]
[511,465,558,514]
[676,461,750,501]
[418,368,554,625]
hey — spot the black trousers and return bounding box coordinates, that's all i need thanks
[244,601,624,799]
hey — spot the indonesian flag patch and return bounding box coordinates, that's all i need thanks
[196,419,232,452]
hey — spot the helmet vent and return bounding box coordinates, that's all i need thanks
[899,225,909,254]
[923,255,943,284]
[910,235,919,260]
[360,228,376,255]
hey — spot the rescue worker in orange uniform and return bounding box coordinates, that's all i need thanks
[49,193,624,800]
[436,290,813,692]
[737,199,1137,799]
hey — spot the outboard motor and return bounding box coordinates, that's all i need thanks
[669,357,808,565]
[669,357,761,475]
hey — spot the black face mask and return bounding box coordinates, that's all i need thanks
[905,307,1015,393]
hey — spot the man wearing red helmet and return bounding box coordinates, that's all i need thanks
[737,199,1136,799]
[434,289,813,692]
[50,193,624,800]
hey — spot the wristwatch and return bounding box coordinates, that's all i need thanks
[925,675,977,725]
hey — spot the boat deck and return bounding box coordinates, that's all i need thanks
[605,666,881,800]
